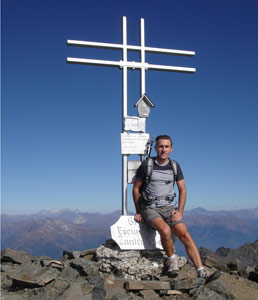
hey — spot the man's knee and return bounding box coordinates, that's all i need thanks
[152,219,171,239]
[179,230,191,242]
[173,224,192,241]
[159,226,172,240]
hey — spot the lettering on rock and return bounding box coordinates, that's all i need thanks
[110,216,162,250]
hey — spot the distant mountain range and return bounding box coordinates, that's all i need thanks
[199,239,258,270]
[1,208,258,259]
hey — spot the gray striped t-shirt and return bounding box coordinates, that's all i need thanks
[136,159,184,207]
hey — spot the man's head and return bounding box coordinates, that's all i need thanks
[155,135,173,147]
[155,135,173,163]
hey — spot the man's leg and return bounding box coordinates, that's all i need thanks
[152,217,180,276]
[172,223,221,281]
[152,217,174,257]
[142,208,174,256]
[142,208,179,276]
[172,223,202,269]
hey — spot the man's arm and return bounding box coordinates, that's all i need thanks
[172,179,186,222]
[133,179,144,223]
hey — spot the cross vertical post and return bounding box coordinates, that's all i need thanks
[122,16,128,215]
[140,18,146,96]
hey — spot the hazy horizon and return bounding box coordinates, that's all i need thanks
[2,206,258,216]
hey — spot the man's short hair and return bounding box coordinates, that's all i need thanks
[155,135,173,146]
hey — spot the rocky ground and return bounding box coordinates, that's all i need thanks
[1,240,258,299]
[220,273,258,300]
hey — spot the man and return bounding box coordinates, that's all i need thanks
[133,135,218,279]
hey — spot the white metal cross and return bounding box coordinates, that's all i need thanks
[67,16,196,215]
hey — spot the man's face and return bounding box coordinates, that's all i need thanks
[155,139,173,161]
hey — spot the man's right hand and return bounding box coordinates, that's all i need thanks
[134,213,144,223]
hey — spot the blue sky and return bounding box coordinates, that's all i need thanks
[2,0,258,214]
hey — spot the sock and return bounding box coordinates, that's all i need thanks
[167,254,176,260]
[197,267,204,273]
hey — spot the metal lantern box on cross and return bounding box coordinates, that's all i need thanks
[134,94,155,118]
[67,16,195,250]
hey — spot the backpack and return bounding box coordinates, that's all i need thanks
[140,157,177,206]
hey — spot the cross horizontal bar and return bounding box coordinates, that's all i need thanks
[67,57,196,73]
[67,39,195,57]
[67,57,121,67]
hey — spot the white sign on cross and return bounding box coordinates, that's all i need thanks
[67,16,195,216]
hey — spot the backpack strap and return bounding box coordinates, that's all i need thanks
[169,159,177,183]
[146,157,154,184]
[139,157,154,205]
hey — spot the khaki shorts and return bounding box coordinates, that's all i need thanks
[142,206,184,228]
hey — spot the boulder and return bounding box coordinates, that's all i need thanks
[248,270,258,283]
[202,256,218,268]
[56,281,93,300]
[59,265,80,280]
[171,278,205,290]
[125,280,171,290]
[192,279,235,300]
[70,257,99,277]
[5,262,59,288]
[227,259,240,271]
[104,274,129,300]
[1,272,13,290]
[139,289,160,299]
[215,264,231,273]
[62,248,96,260]
[1,248,33,265]
[92,281,106,300]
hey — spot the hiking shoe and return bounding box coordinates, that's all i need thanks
[198,268,221,283]
[166,259,179,277]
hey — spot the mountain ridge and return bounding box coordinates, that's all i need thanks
[2,207,258,259]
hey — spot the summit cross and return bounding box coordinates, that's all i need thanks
[67,16,196,215]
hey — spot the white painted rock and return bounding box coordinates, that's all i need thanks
[110,215,162,250]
